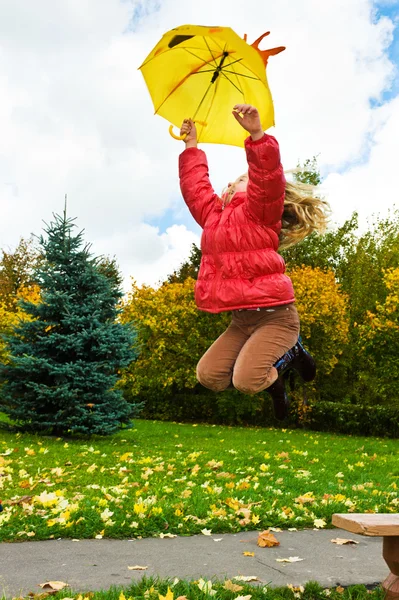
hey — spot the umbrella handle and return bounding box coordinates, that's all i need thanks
[169,125,186,141]
[169,121,207,141]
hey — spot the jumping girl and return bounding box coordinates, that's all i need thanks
[178,104,329,420]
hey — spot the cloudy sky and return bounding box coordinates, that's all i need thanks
[0,0,398,290]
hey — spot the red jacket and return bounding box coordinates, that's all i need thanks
[179,134,295,314]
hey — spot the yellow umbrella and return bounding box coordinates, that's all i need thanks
[139,24,285,147]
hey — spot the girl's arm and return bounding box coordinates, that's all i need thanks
[233,105,285,229]
[178,119,219,228]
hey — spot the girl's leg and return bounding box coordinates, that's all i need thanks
[196,322,249,392]
[232,305,300,395]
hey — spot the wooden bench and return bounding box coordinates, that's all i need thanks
[333,514,399,599]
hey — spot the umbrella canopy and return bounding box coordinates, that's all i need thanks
[139,24,285,147]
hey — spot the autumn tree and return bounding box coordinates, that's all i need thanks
[358,268,399,405]
[0,213,139,435]
[0,237,41,310]
[120,268,349,409]
[0,285,41,365]
[167,243,201,284]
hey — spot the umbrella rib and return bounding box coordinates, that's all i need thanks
[203,36,218,65]
[140,44,219,68]
[221,70,260,80]
[192,81,215,121]
[196,80,219,142]
[153,52,225,114]
[183,47,220,68]
[224,63,245,97]
[219,71,244,95]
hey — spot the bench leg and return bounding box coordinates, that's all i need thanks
[382,537,399,600]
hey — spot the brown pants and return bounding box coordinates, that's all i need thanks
[196,304,300,395]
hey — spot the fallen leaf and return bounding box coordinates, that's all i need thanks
[39,582,69,592]
[257,530,280,548]
[331,538,359,545]
[276,557,304,563]
[213,538,223,542]
[10,495,33,505]
[201,528,212,536]
[233,576,259,582]
[295,494,315,504]
[128,565,148,570]
[197,579,216,596]
[336,586,345,594]
[235,596,252,600]
[269,527,282,532]
[314,518,327,529]
[159,533,177,539]
[224,580,243,592]
[243,551,255,557]
[158,588,174,600]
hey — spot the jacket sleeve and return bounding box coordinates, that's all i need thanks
[179,147,219,228]
[244,134,286,229]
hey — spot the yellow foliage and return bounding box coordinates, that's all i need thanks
[120,268,349,397]
[0,284,40,363]
[120,278,229,394]
[361,268,399,337]
[358,268,399,399]
[288,266,350,375]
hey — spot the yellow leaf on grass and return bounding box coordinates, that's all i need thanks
[224,580,243,592]
[158,588,174,600]
[197,579,216,596]
[336,586,345,594]
[233,576,259,582]
[314,518,327,529]
[128,565,148,570]
[235,596,252,600]
[243,551,255,557]
[257,530,280,548]
[331,538,359,545]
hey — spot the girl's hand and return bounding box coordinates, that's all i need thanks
[232,105,264,141]
[180,118,197,148]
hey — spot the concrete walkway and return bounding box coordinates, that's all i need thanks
[0,529,387,599]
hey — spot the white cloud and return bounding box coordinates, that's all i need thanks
[0,0,398,289]
[321,93,399,226]
[94,223,199,290]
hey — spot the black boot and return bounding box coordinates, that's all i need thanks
[267,373,290,421]
[273,338,316,383]
[291,337,316,382]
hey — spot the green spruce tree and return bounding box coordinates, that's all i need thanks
[0,213,140,435]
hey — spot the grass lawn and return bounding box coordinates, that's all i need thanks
[0,418,398,542]
[3,578,384,600]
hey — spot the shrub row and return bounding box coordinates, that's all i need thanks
[136,389,399,438]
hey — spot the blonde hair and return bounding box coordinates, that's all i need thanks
[280,180,330,249]
[222,173,330,250]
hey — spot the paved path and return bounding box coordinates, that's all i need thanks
[0,529,386,598]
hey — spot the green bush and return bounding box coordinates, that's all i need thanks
[134,387,399,438]
[308,401,399,438]
[136,385,276,425]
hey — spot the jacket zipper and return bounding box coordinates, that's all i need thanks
[210,205,224,309]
